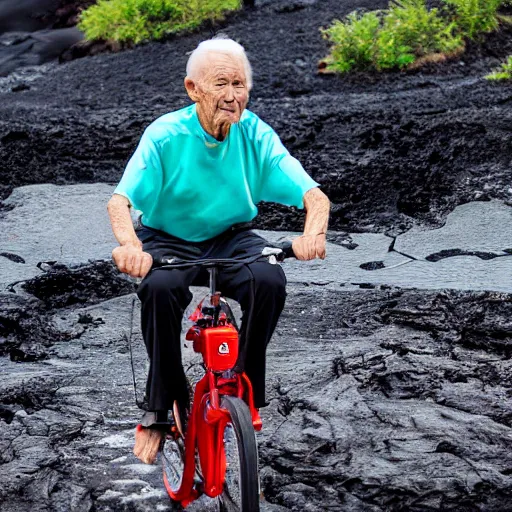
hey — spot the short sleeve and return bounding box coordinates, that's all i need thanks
[113,130,163,215]
[258,130,319,209]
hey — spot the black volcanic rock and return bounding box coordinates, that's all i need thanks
[1,0,512,510]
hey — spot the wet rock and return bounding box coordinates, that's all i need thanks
[0,284,511,510]
[22,260,135,309]
[0,27,84,77]
[0,292,50,357]
[259,289,512,511]
[381,290,512,356]
[0,184,118,290]
[0,258,135,358]
[395,200,512,260]
[0,0,61,34]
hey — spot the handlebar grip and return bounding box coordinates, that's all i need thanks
[153,257,178,268]
[278,241,295,260]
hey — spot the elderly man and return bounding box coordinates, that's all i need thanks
[108,36,330,463]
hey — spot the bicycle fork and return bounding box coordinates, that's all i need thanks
[166,371,262,505]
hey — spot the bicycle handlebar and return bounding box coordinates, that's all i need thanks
[152,241,295,270]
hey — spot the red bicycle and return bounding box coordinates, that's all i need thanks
[154,244,293,511]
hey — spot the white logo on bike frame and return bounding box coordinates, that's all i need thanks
[218,342,230,355]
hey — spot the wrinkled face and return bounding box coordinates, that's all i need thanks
[185,52,249,137]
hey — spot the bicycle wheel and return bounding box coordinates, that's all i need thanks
[162,400,189,498]
[218,395,260,512]
[162,433,185,496]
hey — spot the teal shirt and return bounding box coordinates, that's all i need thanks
[114,104,319,242]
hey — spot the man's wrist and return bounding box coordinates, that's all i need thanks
[121,240,142,249]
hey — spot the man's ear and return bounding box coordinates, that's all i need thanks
[184,77,200,102]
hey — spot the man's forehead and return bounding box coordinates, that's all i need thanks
[200,52,245,78]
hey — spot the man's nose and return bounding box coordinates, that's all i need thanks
[224,85,235,102]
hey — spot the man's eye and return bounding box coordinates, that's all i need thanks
[216,83,226,87]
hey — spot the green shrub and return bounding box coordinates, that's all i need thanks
[321,0,462,73]
[78,0,241,44]
[485,55,512,80]
[442,0,503,39]
[376,0,461,70]
[321,11,381,72]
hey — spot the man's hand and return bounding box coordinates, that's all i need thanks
[292,233,326,261]
[107,194,152,278]
[112,245,153,278]
[293,187,330,261]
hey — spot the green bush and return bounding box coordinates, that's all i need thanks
[442,0,503,40]
[78,0,241,44]
[485,55,512,80]
[321,11,381,73]
[321,0,462,73]
[376,0,461,70]
[322,0,512,73]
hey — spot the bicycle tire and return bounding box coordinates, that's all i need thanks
[161,400,191,499]
[218,395,260,512]
[162,433,185,496]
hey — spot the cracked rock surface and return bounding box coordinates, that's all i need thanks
[1,185,511,511]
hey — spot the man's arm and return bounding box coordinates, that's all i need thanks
[292,187,330,261]
[107,194,153,278]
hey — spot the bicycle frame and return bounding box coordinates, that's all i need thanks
[157,246,293,508]
[164,371,262,506]
[163,266,263,508]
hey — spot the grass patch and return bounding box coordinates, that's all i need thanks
[78,0,241,44]
[321,0,510,73]
[485,55,512,79]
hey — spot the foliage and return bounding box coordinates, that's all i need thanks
[78,0,241,44]
[376,0,462,70]
[321,12,381,73]
[322,0,512,73]
[485,55,512,80]
[442,0,504,40]
[321,0,462,72]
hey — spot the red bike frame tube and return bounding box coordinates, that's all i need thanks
[197,394,230,497]
[165,369,263,506]
[240,372,263,431]
[165,375,210,505]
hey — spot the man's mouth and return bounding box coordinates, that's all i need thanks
[220,107,236,113]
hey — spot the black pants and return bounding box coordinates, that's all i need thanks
[136,224,287,411]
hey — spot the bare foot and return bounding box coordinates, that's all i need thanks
[133,424,165,464]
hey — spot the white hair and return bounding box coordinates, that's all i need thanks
[186,35,253,90]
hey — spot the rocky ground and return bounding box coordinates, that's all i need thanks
[1,0,512,510]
